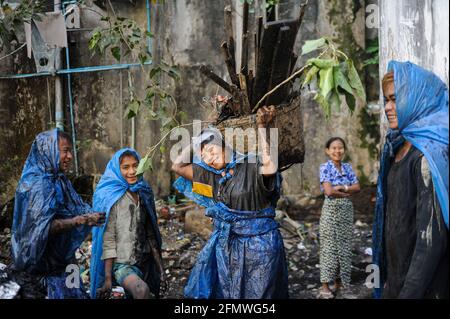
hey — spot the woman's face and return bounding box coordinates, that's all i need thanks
[120,155,139,184]
[326,140,345,162]
[201,143,226,170]
[383,81,398,129]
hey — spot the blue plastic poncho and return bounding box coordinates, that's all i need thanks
[12,129,91,275]
[89,148,162,299]
[173,153,288,299]
[373,61,449,298]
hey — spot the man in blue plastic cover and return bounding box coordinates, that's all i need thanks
[11,129,105,299]
[373,61,449,299]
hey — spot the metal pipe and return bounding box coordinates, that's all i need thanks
[120,70,123,148]
[127,69,135,149]
[62,2,79,175]
[0,61,153,79]
[146,0,152,54]
[54,0,64,130]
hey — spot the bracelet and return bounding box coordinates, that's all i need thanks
[344,185,349,192]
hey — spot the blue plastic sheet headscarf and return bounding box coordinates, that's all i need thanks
[373,61,449,298]
[12,129,91,274]
[173,152,251,208]
[173,152,287,299]
[89,148,162,299]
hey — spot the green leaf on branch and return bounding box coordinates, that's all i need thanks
[149,66,161,79]
[89,30,101,50]
[333,66,353,95]
[303,65,319,86]
[125,99,140,119]
[329,91,341,112]
[314,93,331,118]
[138,52,148,64]
[111,46,121,61]
[342,89,356,113]
[346,60,366,102]
[301,37,327,55]
[319,67,334,98]
[136,154,152,175]
[307,58,339,69]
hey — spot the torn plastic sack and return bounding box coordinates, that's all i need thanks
[89,148,162,299]
[173,153,288,299]
[12,129,91,275]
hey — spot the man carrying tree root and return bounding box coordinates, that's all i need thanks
[373,61,449,299]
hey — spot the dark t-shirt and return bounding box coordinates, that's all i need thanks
[192,157,276,211]
[384,146,448,299]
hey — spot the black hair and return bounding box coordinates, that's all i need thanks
[200,129,226,149]
[57,130,72,144]
[119,150,138,164]
[325,137,346,150]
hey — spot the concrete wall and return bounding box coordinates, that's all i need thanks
[281,0,377,198]
[379,0,449,136]
[0,0,379,205]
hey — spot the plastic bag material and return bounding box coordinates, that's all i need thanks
[46,273,89,299]
[89,148,162,299]
[173,153,288,299]
[373,61,449,298]
[12,129,91,274]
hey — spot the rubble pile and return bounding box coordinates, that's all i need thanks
[0,188,376,299]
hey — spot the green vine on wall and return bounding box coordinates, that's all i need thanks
[88,0,185,174]
[88,0,182,137]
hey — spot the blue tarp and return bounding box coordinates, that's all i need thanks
[89,148,162,299]
[173,153,288,299]
[373,61,449,298]
[12,129,91,274]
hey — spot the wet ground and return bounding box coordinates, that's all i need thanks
[0,186,377,299]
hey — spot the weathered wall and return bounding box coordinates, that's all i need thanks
[281,0,377,198]
[0,0,379,205]
[0,47,52,205]
[379,0,449,137]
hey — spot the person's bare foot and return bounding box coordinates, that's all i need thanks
[317,284,335,299]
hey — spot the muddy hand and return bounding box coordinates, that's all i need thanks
[96,280,112,299]
[85,212,106,226]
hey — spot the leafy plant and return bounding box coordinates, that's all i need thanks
[88,0,184,175]
[88,0,181,136]
[362,38,379,68]
[0,0,44,51]
[300,37,366,118]
[253,36,366,116]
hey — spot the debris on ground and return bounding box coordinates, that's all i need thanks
[0,187,377,299]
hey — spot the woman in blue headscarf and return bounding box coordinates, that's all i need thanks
[89,148,164,299]
[172,106,288,299]
[12,129,105,299]
[373,61,448,299]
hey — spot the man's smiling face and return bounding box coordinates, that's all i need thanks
[58,137,73,172]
